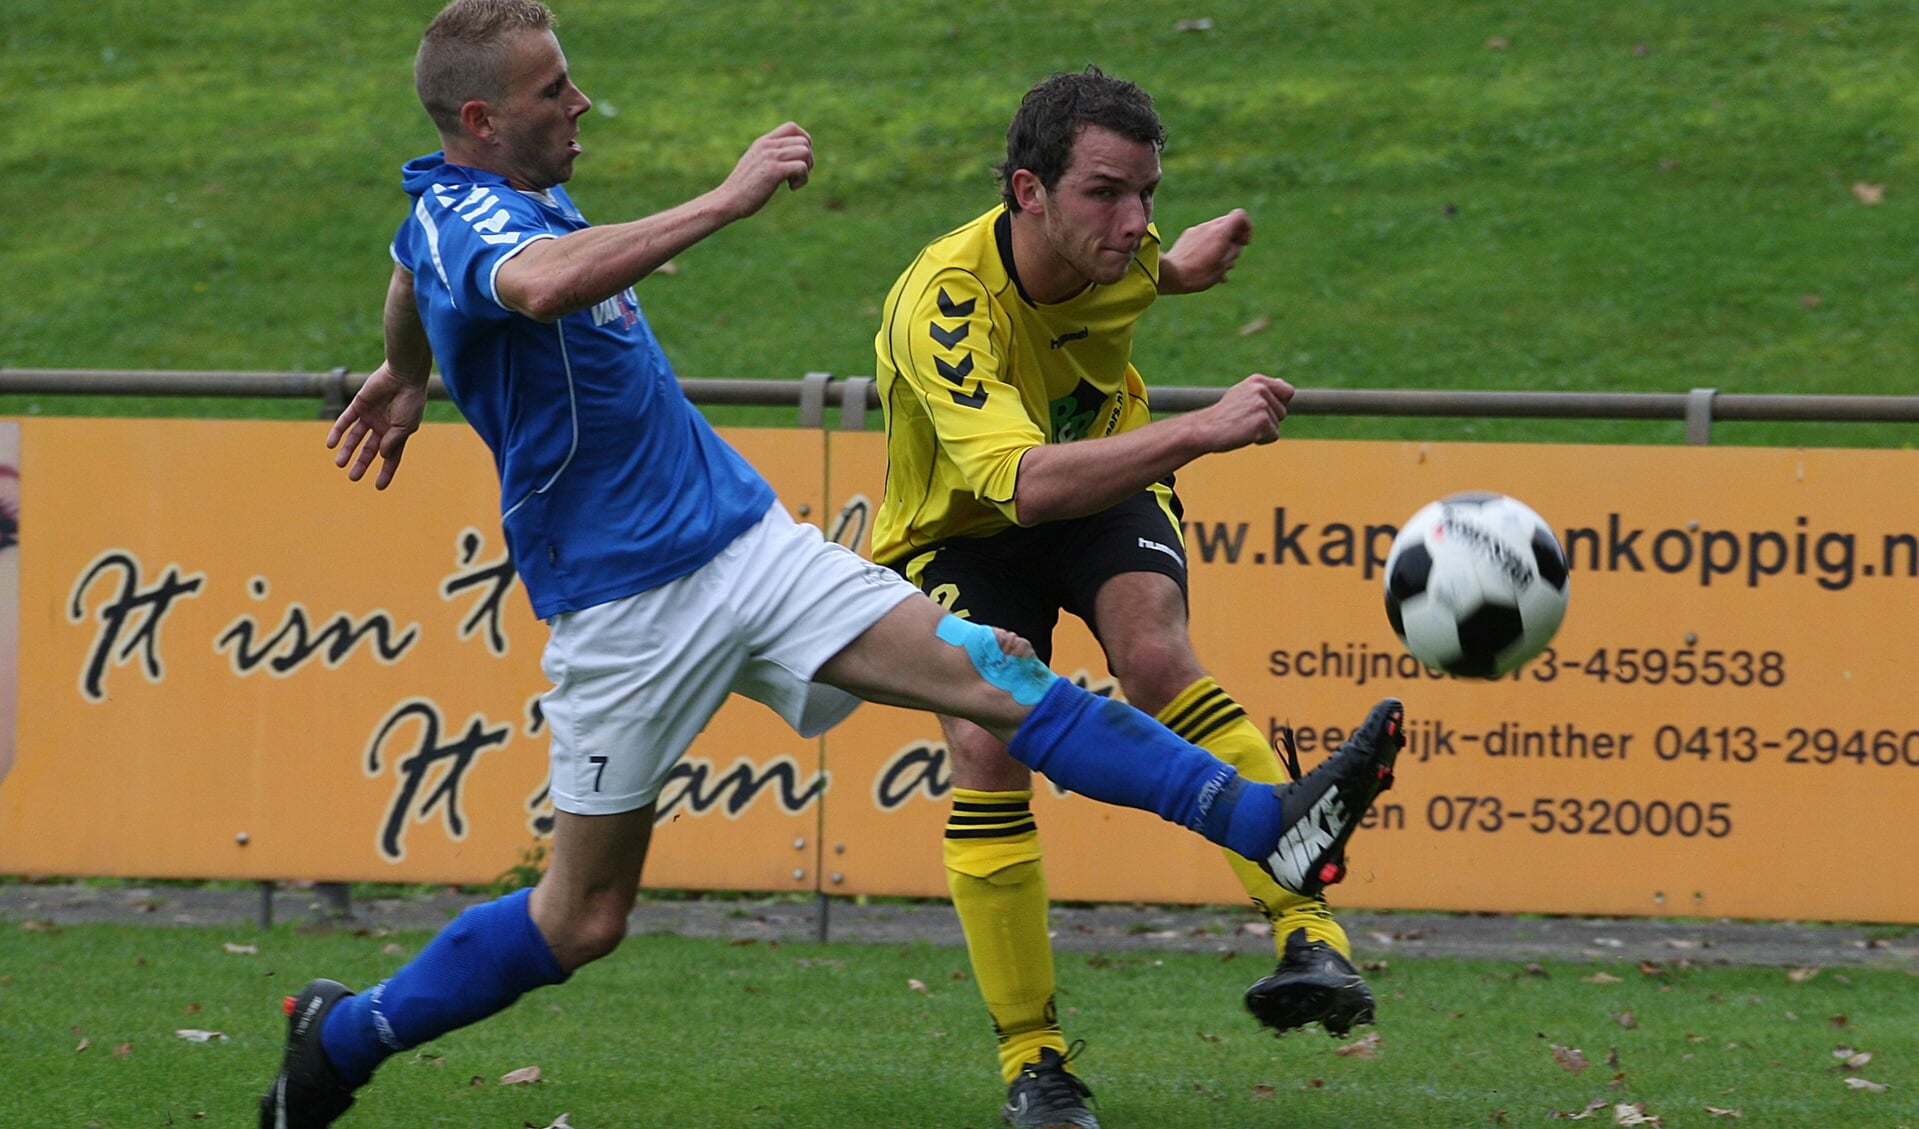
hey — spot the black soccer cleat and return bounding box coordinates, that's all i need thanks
[1001,1043,1100,1129]
[1244,927,1378,1037]
[1260,698,1404,896]
[259,978,357,1129]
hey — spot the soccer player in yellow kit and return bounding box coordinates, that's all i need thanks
[874,69,1384,1129]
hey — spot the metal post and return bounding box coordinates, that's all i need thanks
[316,881,353,919]
[319,367,350,421]
[836,377,874,431]
[797,371,832,429]
[1685,387,1717,445]
[258,880,275,930]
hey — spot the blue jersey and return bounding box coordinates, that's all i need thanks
[392,153,775,619]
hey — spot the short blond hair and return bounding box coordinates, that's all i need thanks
[414,0,556,135]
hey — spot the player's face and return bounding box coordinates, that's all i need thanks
[492,30,592,191]
[1037,125,1161,289]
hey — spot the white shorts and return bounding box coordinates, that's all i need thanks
[540,502,918,815]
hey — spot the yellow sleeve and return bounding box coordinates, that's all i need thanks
[889,269,1043,519]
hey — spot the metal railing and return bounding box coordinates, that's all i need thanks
[4,367,1917,445]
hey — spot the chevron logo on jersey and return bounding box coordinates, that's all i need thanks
[930,287,987,409]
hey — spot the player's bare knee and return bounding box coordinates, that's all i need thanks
[1110,636,1202,708]
[945,724,1030,790]
[563,906,629,967]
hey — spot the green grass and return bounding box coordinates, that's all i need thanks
[4,923,1916,1127]
[3,1,1916,445]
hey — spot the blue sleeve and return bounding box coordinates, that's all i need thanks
[398,187,557,320]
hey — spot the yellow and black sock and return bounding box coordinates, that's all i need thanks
[946,788,1063,1083]
[1155,676,1353,960]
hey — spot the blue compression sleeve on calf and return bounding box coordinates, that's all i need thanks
[935,614,1058,706]
[321,888,567,1086]
[1005,678,1285,859]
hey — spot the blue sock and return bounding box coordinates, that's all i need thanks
[321,888,567,1086]
[1006,679,1285,860]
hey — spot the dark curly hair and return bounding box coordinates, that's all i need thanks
[995,66,1165,209]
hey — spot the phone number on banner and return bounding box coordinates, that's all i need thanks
[1524,647,1786,687]
[1421,795,1735,838]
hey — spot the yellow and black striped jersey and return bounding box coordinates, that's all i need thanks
[872,206,1160,564]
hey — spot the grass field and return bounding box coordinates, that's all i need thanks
[4,921,1916,1128]
[3,1,1916,447]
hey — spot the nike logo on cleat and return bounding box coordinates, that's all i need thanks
[1271,788,1342,887]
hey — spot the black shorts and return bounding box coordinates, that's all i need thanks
[888,488,1187,664]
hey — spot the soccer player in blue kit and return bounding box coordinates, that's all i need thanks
[258,2,1404,1125]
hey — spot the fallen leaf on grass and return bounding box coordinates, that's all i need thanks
[1612,1011,1638,1029]
[1612,1102,1662,1125]
[1788,967,1821,983]
[1175,18,1215,32]
[906,978,930,996]
[1843,1077,1888,1092]
[1238,317,1272,336]
[75,1037,89,1052]
[1550,1097,1608,1120]
[114,1042,132,1057]
[1852,182,1885,206]
[1551,1044,1589,1074]
[500,1065,543,1085]
[1250,1084,1275,1099]
[174,1029,227,1043]
[1195,1030,1221,1043]
[1583,972,1623,984]
[1334,1032,1381,1058]
[1704,1107,1743,1119]
[222,942,258,956]
[527,1116,572,1129]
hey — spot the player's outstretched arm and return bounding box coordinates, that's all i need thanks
[496,122,814,322]
[1011,373,1293,524]
[1157,208,1253,295]
[328,265,432,490]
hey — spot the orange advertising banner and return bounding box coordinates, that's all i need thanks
[4,419,827,892]
[823,432,1919,922]
[4,418,1916,923]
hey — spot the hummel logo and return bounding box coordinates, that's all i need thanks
[1137,537,1181,564]
[1049,327,1090,349]
[935,354,974,385]
[936,287,976,318]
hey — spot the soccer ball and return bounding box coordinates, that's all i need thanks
[1383,491,1569,678]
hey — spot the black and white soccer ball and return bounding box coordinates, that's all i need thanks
[1383,491,1569,678]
